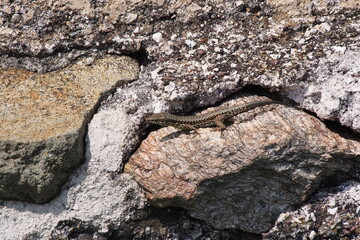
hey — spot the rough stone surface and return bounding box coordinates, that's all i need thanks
[0,0,360,239]
[126,95,360,233]
[0,0,359,133]
[0,56,139,203]
[297,51,360,132]
[263,180,360,240]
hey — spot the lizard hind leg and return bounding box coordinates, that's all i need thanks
[213,114,227,131]
[178,123,201,134]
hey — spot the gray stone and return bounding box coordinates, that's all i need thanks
[263,181,360,239]
[292,51,360,132]
[0,134,84,203]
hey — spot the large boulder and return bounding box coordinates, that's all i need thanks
[126,95,360,233]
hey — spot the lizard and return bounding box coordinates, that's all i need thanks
[145,100,280,133]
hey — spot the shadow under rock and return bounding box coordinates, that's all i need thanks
[159,129,193,142]
[107,206,262,240]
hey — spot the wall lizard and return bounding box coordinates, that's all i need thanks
[145,100,280,133]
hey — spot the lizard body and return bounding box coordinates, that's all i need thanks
[145,100,280,132]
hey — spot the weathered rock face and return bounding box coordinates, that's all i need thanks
[126,95,360,233]
[296,51,360,132]
[1,0,359,134]
[0,56,139,203]
[0,0,359,239]
[263,180,360,239]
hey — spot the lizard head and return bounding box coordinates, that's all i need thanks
[145,112,176,127]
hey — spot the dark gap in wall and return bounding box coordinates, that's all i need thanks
[126,45,151,67]
[158,12,177,21]
[242,85,360,142]
[322,119,360,142]
[319,171,354,190]
[234,85,284,102]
